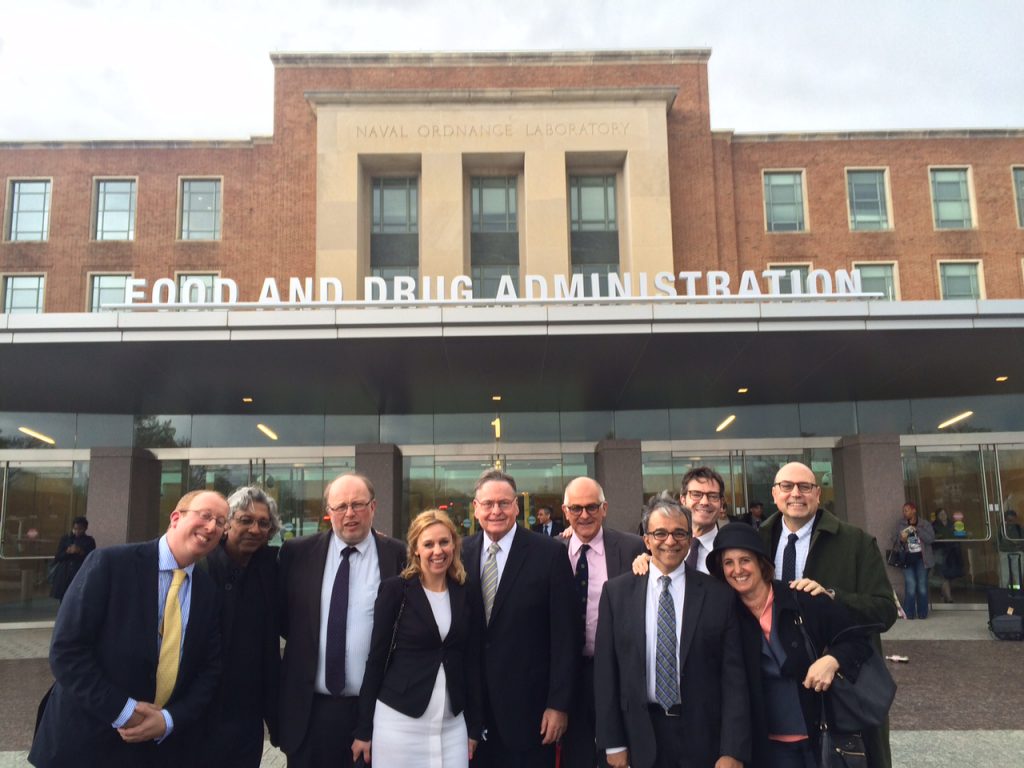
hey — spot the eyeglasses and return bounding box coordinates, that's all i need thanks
[773,481,818,493]
[565,503,603,515]
[475,499,517,511]
[326,501,372,515]
[186,509,228,529]
[234,515,273,531]
[646,528,691,542]
[686,490,723,503]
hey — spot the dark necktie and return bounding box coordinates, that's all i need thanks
[684,538,700,571]
[782,533,798,582]
[325,545,357,695]
[575,544,590,630]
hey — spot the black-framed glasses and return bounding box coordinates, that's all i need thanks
[234,515,272,531]
[565,503,603,515]
[326,501,372,515]
[646,528,691,542]
[685,490,723,503]
[773,481,818,493]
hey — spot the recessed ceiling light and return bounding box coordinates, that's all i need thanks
[18,426,55,445]
[715,414,736,433]
[937,411,973,430]
[242,396,254,403]
[995,376,1008,383]
[492,395,502,402]
[256,423,279,440]
[737,387,749,394]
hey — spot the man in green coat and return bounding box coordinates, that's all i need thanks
[760,461,898,768]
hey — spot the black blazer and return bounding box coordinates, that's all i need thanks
[462,526,582,751]
[531,519,565,537]
[594,568,751,768]
[30,541,221,768]
[736,582,873,768]
[355,575,483,741]
[277,529,406,755]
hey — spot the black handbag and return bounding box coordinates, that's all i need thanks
[819,704,868,768]
[885,539,907,568]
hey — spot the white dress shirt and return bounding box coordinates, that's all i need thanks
[479,524,518,584]
[691,527,718,574]
[645,561,686,704]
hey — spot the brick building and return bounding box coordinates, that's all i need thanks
[1,50,1022,621]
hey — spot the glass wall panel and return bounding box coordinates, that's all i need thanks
[324,415,380,445]
[670,404,800,440]
[798,402,857,437]
[616,410,671,441]
[434,414,493,445]
[857,400,912,435]
[560,411,613,442]
[191,415,324,448]
[911,395,1024,435]
[0,412,76,449]
[261,462,327,540]
[381,414,433,445]
[505,456,565,528]
[642,451,676,498]
[500,412,560,443]
[432,457,496,536]
[134,414,193,448]
[996,446,1024,588]
[76,414,134,448]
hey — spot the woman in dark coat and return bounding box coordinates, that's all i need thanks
[49,516,96,601]
[707,524,873,768]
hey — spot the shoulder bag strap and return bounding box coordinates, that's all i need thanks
[384,580,408,672]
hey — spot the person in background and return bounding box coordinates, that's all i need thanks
[531,506,564,537]
[891,502,934,620]
[748,501,766,530]
[931,508,961,603]
[997,509,1024,589]
[50,516,97,602]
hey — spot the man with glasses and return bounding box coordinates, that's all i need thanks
[200,486,283,768]
[30,491,227,767]
[277,473,405,768]
[594,494,749,768]
[559,477,645,768]
[761,461,897,768]
[679,467,727,574]
[462,468,580,768]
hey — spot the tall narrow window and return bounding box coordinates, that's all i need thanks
[471,176,519,298]
[89,274,130,312]
[177,273,217,303]
[847,170,890,230]
[1014,167,1024,228]
[95,179,137,240]
[370,177,418,282]
[767,263,811,295]
[939,262,981,300]
[930,168,973,229]
[764,171,805,232]
[854,263,897,300]
[2,275,45,313]
[7,180,51,241]
[180,179,221,240]
[569,175,619,294]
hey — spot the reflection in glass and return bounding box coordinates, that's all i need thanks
[134,415,192,449]
[0,413,76,449]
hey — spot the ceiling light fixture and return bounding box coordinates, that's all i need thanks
[18,426,56,445]
[242,396,254,403]
[256,423,279,440]
[995,376,1008,383]
[492,395,502,402]
[937,411,973,430]
[737,387,749,394]
[715,414,736,433]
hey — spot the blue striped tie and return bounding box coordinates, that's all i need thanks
[655,575,680,711]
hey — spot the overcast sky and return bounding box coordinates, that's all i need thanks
[2,0,1022,141]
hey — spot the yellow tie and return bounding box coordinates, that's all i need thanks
[155,569,186,707]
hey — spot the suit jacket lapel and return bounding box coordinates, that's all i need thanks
[490,527,528,621]
[678,571,704,673]
[446,579,465,645]
[307,532,332,643]
[407,580,442,644]
[463,533,482,588]
[604,530,623,577]
[141,542,160,666]
[627,574,649,691]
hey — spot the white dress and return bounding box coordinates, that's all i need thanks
[371,588,468,768]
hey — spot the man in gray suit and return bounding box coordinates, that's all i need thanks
[559,477,647,768]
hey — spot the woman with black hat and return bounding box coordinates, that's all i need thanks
[706,524,872,768]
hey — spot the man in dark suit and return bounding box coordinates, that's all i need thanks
[278,472,405,768]
[462,468,581,768]
[559,476,646,768]
[594,494,749,768]
[29,490,227,768]
[531,505,565,537]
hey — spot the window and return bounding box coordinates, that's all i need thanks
[854,263,897,300]
[180,179,221,240]
[6,180,51,241]
[768,263,811,295]
[89,274,130,312]
[1014,167,1024,228]
[569,175,619,294]
[95,179,137,240]
[471,177,519,298]
[930,168,973,229]
[764,171,805,232]
[939,262,982,300]
[2,275,45,313]
[847,170,890,231]
[176,273,217,303]
[370,177,418,281]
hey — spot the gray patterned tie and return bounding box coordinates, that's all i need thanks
[655,575,680,711]
[482,541,500,624]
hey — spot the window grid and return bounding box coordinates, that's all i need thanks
[471,177,517,233]
[939,262,981,300]
[90,274,130,312]
[2,275,45,313]
[854,263,897,300]
[472,265,520,299]
[764,171,805,232]
[7,180,51,241]
[177,273,217,302]
[372,178,418,233]
[847,170,890,231]
[1014,167,1024,228]
[95,179,137,240]
[930,168,973,229]
[768,263,811,295]
[570,175,617,232]
[180,179,222,240]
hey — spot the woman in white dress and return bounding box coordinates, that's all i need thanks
[353,509,482,767]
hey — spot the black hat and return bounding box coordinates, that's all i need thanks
[706,523,769,579]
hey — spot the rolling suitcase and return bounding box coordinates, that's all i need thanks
[988,552,1024,640]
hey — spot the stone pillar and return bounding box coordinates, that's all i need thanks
[355,443,403,538]
[832,433,904,592]
[594,439,644,534]
[86,447,161,546]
